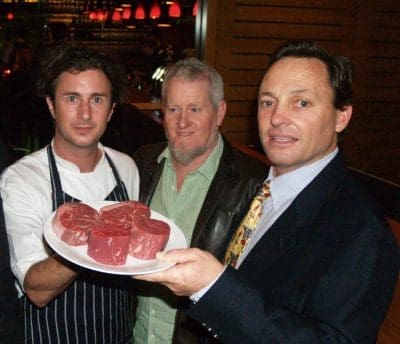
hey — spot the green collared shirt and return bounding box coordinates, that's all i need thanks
[133,135,224,344]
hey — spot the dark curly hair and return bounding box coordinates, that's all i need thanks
[36,44,127,105]
[267,40,352,111]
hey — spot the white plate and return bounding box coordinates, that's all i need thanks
[44,201,187,275]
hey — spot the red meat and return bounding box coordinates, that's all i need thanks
[52,201,170,265]
[87,221,131,266]
[129,217,170,260]
[52,202,98,246]
[99,201,151,229]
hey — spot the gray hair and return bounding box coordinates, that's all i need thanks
[161,57,224,108]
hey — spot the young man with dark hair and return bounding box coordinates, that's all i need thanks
[1,45,139,343]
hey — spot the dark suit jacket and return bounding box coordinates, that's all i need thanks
[133,138,267,342]
[188,153,399,343]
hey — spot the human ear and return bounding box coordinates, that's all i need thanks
[335,105,352,133]
[108,103,115,122]
[216,101,227,126]
[46,97,56,119]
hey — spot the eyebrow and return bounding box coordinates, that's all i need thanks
[259,89,311,97]
[290,89,309,95]
[259,91,274,97]
[61,91,109,97]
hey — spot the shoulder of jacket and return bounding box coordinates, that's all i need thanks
[133,142,166,163]
[224,146,267,175]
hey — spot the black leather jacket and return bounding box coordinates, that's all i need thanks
[133,137,267,343]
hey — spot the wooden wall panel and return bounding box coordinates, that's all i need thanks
[204,0,399,184]
[345,1,400,183]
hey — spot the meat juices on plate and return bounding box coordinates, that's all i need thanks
[52,202,98,246]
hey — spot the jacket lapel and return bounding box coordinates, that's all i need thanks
[190,140,239,246]
[139,145,166,205]
[243,153,349,268]
[244,205,297,269]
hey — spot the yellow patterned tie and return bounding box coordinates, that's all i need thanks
[224,182,271,268]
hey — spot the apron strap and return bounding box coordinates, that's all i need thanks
[47,145,129,209]
[105,152,129,201]
[47,144,65,210]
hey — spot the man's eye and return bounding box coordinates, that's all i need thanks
[93,97,103,103]
[191,107,200,112]
[260,100,274,107]
[299,100,308,107]
[67,95,77,102]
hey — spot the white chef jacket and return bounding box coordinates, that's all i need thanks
[0,142,140,296]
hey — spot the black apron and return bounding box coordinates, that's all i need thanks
[23,145,134,344]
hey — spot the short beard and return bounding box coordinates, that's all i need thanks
[169,144,208,166]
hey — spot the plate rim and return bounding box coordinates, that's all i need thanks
[44,200,187,275]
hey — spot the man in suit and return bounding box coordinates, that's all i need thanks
[135,40,399,343]
[132,57,266,343]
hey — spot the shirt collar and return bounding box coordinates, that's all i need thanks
[267,148,338,208]
[157,134,224,181]
[50,140,106,172]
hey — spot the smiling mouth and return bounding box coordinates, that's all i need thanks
[177,131,192,137]
[270,136,297,144]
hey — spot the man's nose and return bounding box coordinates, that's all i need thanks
[78,100,91,121]
[271,104,289,126]
[177,111,189,128]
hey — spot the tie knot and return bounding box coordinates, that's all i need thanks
[257,181,270,199]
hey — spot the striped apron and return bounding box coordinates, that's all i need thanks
[22,145,134,344]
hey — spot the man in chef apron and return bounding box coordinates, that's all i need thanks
[0,45,140,344]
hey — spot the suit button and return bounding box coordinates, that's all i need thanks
[208,327,212,332]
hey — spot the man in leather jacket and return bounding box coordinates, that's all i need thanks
[132,58,267,343]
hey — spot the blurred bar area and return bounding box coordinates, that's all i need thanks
[0,2,399,342]
[0,0,198,160]
[0,0,399,188]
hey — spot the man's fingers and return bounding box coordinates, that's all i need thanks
[155,248,205,263]
[133,270,168,282]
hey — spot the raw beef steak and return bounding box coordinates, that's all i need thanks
[129,217,170,259]
[87,221,131,266]
[52,202,98,246]
[99,200,151,228]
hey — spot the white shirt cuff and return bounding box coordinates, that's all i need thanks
[190,265,228,303]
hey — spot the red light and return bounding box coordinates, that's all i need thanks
[112,9,122,22]
[168,1,181,18]
[96,10,107,21]
[122,7,131,20]
[192,0,198,16]
[135,4,145,20]
[149,1,161,19]
[89,11,97,20]
[7,12,14,21]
